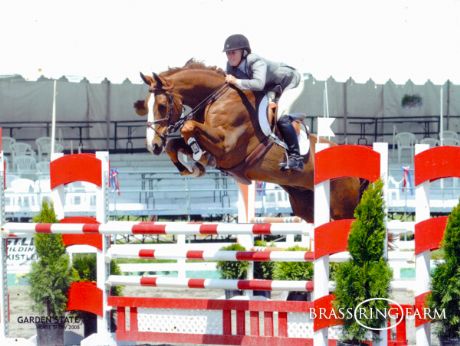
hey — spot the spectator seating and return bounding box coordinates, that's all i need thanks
[13,155,37,174]
[395,132,417,163]
[35,137,64,162]
[419,137,439,147]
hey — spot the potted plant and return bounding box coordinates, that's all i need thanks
[273,245,313,301]
[333,180,392,345]
[253,240,275,298]
[71,254,123,337]
[216,243,249,299]
[428,200,460,346]
[28,201,76,346]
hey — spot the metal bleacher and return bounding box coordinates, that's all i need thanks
[4,149,459,220]
[106,153,240,218]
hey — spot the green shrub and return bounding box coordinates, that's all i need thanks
[253,240,274,280]
[216,243,248,279]
[429,200,460,339]
[72,253,123,335]
[333,180,392,343]
[28,201,76,317]
[273,245,313,281]
[72,254,123,296]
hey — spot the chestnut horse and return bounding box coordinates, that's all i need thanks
[134,60,362,222]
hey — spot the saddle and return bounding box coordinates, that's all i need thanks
[258,94,310,156]
[224,93,310,185]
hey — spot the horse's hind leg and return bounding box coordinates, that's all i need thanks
[329,177,361,220]
[280,185,314,223]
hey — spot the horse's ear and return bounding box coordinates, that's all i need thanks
[185,58,195,66]
[140,72,153,86]
[133,99,148,116]
[152,73,174,91]
[152,72,163,88]
[133,93,150,116]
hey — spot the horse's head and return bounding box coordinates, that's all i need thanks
[137,72,183,155]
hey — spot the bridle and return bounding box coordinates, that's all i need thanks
[146,89,180,143]
[146,82,230,143]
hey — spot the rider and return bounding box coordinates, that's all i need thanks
[223,34,305,172]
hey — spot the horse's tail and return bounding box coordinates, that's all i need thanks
[359,178,370,200]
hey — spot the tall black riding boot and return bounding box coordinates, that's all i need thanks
[277,116,304,172]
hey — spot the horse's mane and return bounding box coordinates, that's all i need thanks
[161,58,226,77]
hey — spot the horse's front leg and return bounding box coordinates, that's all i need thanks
[181,120,239,158]
[165,138,208,177]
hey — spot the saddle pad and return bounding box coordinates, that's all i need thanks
[298,128,309,156]
[258,95,309,156]
[258,95,272,137]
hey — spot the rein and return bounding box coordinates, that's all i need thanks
[146,83,230,137]
[167,83,229,134]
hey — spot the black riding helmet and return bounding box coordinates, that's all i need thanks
[223,34,251,53]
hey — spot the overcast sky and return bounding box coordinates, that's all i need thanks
[2,0,460,84]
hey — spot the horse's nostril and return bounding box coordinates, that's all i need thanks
[152,143,163,155]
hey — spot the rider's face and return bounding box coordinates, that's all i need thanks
[226,49,243,67]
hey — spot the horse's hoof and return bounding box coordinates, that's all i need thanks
[204,155,216,168]
[190,164,206,177]
[193,164,206,177]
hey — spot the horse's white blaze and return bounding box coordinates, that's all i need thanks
[146,94,156,153]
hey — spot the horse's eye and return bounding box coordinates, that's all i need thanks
[157,104,167,112]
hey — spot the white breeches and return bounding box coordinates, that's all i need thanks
[276,78,305,120]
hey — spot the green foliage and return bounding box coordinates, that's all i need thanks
[72,254,96,282]
[333,180,393,343]
[28,201,76,317]
[273,245,313,281]
[253,240,274,280]
[429,200,460,339]
[329,262,340,280]
[216,243,248,279]
[431,249,445,261]
[348,180,386,265]
[73,254,123,296]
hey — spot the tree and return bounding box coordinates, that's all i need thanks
[27,200,77,346]
[28,200,76,317]
[333,180,392,344]
[429,200,460,344]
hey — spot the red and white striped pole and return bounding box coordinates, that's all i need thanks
[95,152,109,337]
[373,142,389,346]
[0,130,9,339]
[414,143,432,346]
[3,222,312,236]
[313,142,330,346]
[106,275,314,292]
[238,182,256,290]
[107,248,315,262]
